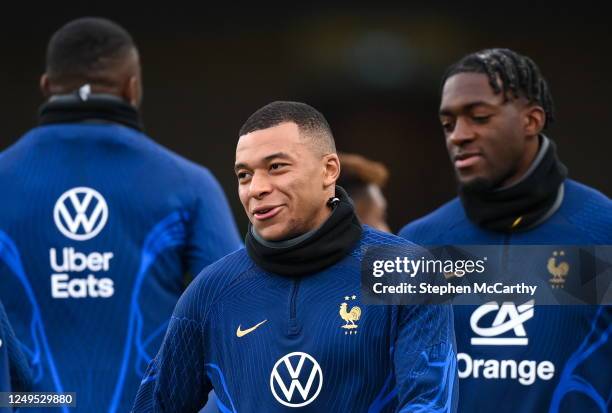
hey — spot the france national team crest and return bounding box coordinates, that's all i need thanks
[547,250,569,288]
[53,187,109,241]
[339,295,361,335]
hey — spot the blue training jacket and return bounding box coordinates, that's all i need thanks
[0,122,242,412]
[133,227,458,412]
[399,179,612,413]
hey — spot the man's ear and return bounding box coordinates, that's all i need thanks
[523,104,546,137]
[122,75,142,108]
[322,153,341,188]
[40,74,51,98]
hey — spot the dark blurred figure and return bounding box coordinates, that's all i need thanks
[338,152,391,232]
[0,300,32,406]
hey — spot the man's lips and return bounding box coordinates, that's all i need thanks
[252,205,283,221]
[454,152,483,169]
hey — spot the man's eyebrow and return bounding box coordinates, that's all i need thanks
[264,152,292,162]
[439,101,496,116]
[234,162,248,173]
[234,152,293,172]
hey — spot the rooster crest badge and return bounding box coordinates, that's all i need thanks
[548,250,569,289]
[339,295,361,335]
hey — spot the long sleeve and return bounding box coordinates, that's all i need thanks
[394,304,458,413]
[132,291,212,412]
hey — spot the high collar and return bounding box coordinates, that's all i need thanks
[38,91,143,131]
[245,186,363,276]
[459,135,568,232]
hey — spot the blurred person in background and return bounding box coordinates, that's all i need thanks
[0,17,241,412]
[399,48,611,412]
[0,300,32,411]
[337,152,391,232]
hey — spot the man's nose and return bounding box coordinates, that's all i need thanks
[448,117,476,147]
[248,171,272,199]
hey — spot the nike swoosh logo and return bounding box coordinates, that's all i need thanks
[236,319,268,337]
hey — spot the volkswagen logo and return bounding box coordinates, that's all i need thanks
[270,352,323,408]
[53,187,108,241]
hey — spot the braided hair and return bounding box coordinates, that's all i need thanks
[442,48,554,129]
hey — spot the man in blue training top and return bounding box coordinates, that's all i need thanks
[133,101,458,412]
[0,18,242,412]
[399,48,611,412]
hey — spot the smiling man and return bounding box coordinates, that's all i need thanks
[236,120,336,242]
[133,101,457,412]
[399,49,612,412]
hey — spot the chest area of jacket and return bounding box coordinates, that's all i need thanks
[454,304,605,361]
[209,274,394,367]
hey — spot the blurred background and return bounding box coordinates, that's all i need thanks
[1,5,610,233]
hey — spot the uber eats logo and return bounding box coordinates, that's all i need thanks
[458,301,555,386]
[50,187,114,299]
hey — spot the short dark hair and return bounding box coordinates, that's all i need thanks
[441,48,554,129]
[239,101,336,154]
[46,17,136,87]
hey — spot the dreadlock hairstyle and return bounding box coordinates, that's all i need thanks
[441,48,555,129]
